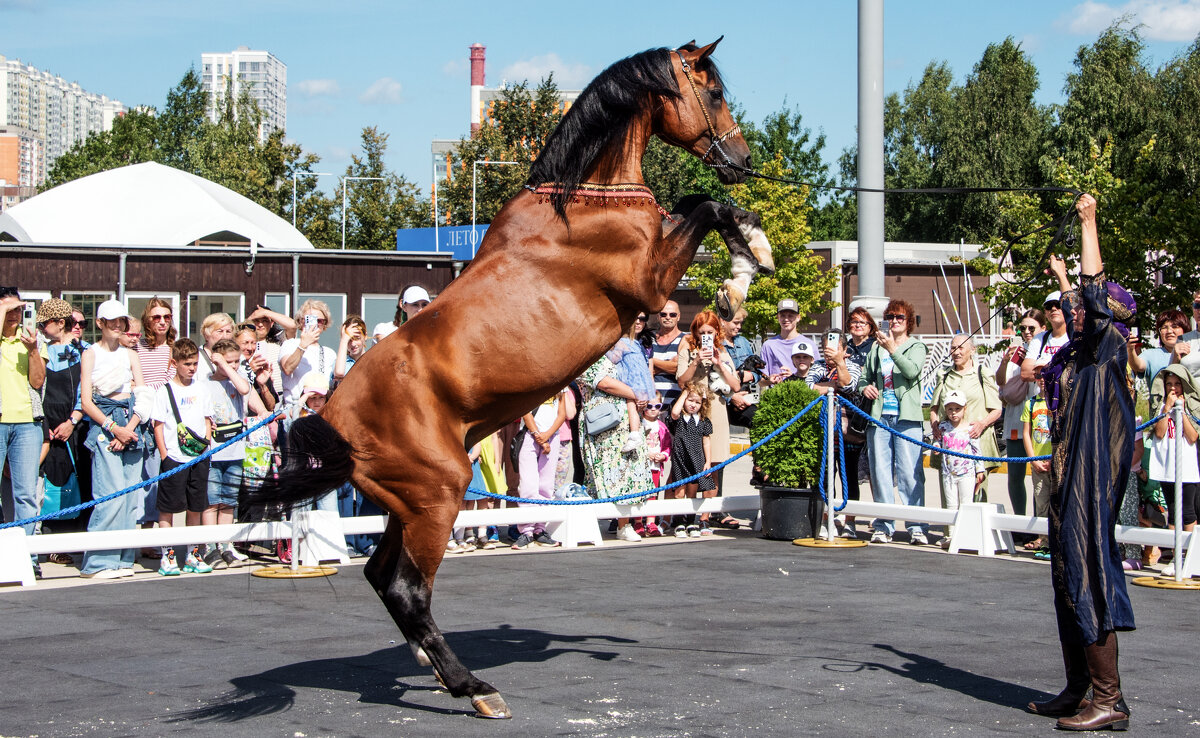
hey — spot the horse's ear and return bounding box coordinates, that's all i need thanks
[695,36,724,61]
[678,39,697,51]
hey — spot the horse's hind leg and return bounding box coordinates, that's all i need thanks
[360,471,512,719]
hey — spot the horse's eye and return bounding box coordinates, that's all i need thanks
[709,88,723,102]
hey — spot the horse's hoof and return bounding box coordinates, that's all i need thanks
[715,288,734,320]
[472,692,512,719]
[412,645,432,667]
[433,669,447,689]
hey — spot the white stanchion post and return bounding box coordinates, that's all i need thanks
[825,389,837,542]
[1172,399,1184,582]
[0,528,36,587]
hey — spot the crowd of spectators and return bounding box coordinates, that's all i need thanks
[2,277,1197,579]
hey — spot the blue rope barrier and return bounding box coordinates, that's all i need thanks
[815,395,828,505]
[835,412,848,513]
[0,411,284,530]
[465,394,827,505]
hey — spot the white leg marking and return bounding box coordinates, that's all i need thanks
[738,223,775,272]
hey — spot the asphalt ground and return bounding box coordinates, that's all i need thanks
[2,530,1198,738]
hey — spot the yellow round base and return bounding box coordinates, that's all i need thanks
[1131,575,1200,590]
[793,537,869,548]
[251,564,339,579]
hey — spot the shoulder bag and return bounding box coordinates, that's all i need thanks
[168,384,210,457]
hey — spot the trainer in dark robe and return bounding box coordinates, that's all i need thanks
[1026,193,1135,732]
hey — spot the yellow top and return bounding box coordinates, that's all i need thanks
[0,336,46,423]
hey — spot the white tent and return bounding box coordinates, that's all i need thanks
[0,161,314,250]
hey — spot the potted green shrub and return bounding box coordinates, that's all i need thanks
[749,380,826,540]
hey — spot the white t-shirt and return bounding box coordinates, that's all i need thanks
[278,338,336,406]
[1149,418,1200,483]
[1027,330,1070,367]
[207,377,247,463]
[531,394,560,434]
[152,379,214,464]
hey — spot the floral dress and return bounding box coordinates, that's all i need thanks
[578,356,652,500]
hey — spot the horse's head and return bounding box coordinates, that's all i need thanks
[658,37,751,184]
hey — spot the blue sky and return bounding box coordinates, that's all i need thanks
[2,0,1198,196]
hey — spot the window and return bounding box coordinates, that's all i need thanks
[187,293,244,340]
[297,293,346,352]
[361,294,399,343]
[263,292,289,319]
[125,292,179,336]
[62,291,114,344]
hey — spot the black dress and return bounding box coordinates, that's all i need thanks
[1046,272,1136,646]
[668,414,716,492]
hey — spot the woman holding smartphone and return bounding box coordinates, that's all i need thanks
[279,300,337,408]
[677,310,741,527]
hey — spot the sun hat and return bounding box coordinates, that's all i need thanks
[402,286,431,304]
[299,370,330,397]
[1042,291,1062,307]
[36,298,73,323]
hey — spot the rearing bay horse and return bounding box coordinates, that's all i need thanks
[255,38,775,718]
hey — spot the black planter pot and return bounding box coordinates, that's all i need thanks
[758,485,826,540]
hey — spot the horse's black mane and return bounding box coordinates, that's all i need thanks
[527,44,724,221]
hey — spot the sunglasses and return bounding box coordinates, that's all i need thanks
[635,315,648,322]
[1193,301,1200,310]
[1043,301,1061,310]
[1018,324,1038,333]
[645,403,663,410]
[71,318,88,329]
[123,331,141,337]
[883,313,907,321]
[659,312,678,318]
[149,314,172,322]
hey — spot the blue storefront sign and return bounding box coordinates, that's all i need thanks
[395,224,489,260]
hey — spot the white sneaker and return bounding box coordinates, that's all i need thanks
[910,531,929,546]
[617,524,642,542]
[674,525,688,539]
[870,530,891,544]
[1161,563,1176,578]
[621,432,644,454]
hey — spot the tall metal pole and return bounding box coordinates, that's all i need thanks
[1172,399,1184,582]
[852,0,888,321]
[825,388,838,542]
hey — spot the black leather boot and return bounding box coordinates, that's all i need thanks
[1027,641,1091,717]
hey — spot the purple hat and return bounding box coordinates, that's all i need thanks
[1106,281,1136,339]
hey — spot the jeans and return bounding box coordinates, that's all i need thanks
[337,481,382,555]
[137,446,160,524]
[81,422,142,573]
[0,422,43,562]
[866,416,927,536]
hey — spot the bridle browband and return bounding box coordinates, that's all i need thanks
[675,48,742,170]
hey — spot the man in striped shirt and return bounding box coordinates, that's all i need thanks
[651,301,683,407]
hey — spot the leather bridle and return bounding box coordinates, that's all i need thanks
[674,48,743,171]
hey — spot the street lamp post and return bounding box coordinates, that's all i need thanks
[471,160,519,258]
[291,171,332,227]
[341,176,386,250]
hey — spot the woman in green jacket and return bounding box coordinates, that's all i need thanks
[857,299,929,544]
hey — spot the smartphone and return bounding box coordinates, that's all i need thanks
[880,319,891,334]
[824,331,839,350]
[304,314,317,332]
[700,334,714,351]
[255,340,265,356]
[22,304,36,334]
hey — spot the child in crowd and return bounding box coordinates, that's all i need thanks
[667,381,715,538]
[1148,364,1200,577]
[334,315,367,389]
[633,392,671,537]
[201,338,265,567]
[150,338,215,576]
[449,442,490,553]
[606,334,656,454]
[121,317,142,349]
[934,390,985,548]
[1021,387,1053,551]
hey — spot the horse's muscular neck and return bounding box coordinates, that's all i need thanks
[586,109,652,185]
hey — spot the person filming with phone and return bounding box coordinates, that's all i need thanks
[279,300,337,408]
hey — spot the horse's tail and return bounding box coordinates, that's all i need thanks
[247,413,354,510]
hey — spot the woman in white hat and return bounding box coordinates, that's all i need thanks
[78,299,146,579]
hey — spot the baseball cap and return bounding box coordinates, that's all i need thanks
[401,286,431,304]
[95,299,132,322]
[777,298,799,314]
[790,338,816,358]
[943,389,967,408]
[1043,291,1062,307]
[36,298,73,323]
[300,370,330,397]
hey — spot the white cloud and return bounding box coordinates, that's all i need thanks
[499,53,591,89]
[1063,0,1200,41]
[359,77,404,105]
[443,58,469,78]
[295,78,341,97]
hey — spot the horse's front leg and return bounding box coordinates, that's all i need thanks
[659,196,774,319]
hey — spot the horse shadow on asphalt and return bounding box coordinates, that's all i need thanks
[821,643,1046,709]
[168,623,637,723]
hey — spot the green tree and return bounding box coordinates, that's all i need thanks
[686,156,839,339]
[342,126,427,250]
[439,78,564,225]
[41,108,160,190]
